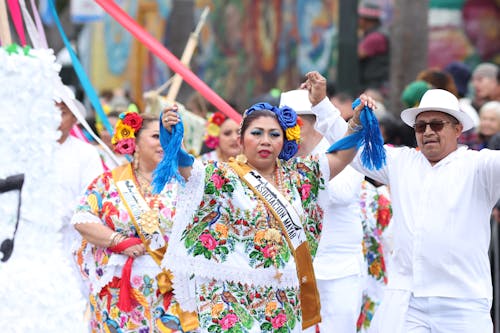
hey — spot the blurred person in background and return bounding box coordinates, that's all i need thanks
[199,111,241,162]
[357,0,389,93]
[471,63,499,110]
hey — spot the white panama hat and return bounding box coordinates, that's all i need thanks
[400,89,474,132]
[279,89,314,116]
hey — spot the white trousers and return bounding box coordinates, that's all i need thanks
[369,290,493,333]
[303,274,363,333]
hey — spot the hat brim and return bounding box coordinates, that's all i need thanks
[401,106,474,132]
[295,110,315,116]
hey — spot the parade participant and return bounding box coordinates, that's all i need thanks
[159,72,377,332]
[280,89,365,333]
[200,111,241,162]
[312,88,500,332]
[72,110,198,332]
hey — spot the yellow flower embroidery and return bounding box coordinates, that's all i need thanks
[215,223,228,239]
[254,230,266,245]
[285,124,300,142]
[264,228,282,243]
[211,303,224,318]
[265,301,278,316]
[369,260,381,277]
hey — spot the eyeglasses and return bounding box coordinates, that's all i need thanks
[413,120,454,133]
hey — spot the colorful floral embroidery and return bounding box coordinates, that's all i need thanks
[357,295,377,331]
[180,157,325,332]
[73,166,186,333]
[198,281,301,333]
[358,181,392,332]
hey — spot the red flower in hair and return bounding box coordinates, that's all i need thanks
[122,112,143,131]
[211,112,226,126]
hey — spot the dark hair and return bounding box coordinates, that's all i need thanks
[239,109,282,139]
[417,68,458,97]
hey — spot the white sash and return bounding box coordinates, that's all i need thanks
[116,179,165,250]
[244,170,306,250]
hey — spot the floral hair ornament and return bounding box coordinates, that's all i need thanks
[111,106,143,155]
[204,111,227,149]
[244,102,301,160]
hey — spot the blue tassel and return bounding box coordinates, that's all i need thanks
[152,113,188,193]
[326,98,386,170]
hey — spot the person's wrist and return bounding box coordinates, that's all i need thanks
[310,94,326,107]
[347,118,362,132]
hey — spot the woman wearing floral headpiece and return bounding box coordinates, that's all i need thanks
[200,111,241,162]
[71,110,198,332]
[159,72,377,332]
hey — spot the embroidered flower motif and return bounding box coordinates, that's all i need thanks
[215,223,229,239]
[271,312,287,329]
[199,233,218,250]
[220,313,239,329]
[210,173,225,190]
[211,303,224,318]
[377,194,392,229]
[300,183,312,201]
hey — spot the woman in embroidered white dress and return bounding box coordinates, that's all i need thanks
[199,111,241,162]
[160,72,376,333]
[72,111,198,333]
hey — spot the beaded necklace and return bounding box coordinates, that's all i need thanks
[134,169,161,235]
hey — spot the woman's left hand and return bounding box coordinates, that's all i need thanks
[161,105,180,133]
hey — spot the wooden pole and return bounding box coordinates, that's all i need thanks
[165,6,209,103]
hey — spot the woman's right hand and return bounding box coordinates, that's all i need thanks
[161,105,180,133]
[122,243,146,258]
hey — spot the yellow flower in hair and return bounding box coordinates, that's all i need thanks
[285,124,301,142]
[206,122,221,137]
[111,121,135,145]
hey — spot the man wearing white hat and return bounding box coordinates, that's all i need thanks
[310,85,500,332]
[280,89,365,333]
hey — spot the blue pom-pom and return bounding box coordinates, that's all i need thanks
[152,113,185,194]
[326,98,386,170]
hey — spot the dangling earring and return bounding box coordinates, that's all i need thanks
[133,150,139,171]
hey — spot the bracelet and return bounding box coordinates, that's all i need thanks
[348,119,362,132]
[109,231,124,247]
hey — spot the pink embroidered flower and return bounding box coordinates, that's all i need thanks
[129,309,143,324]
[271,313,287,328]
[300,183,312,200]
[219,313,239,329]
[131,275,142,287]
[199,233,218,250]
[262,244,278,259]
[210,173,224,189]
